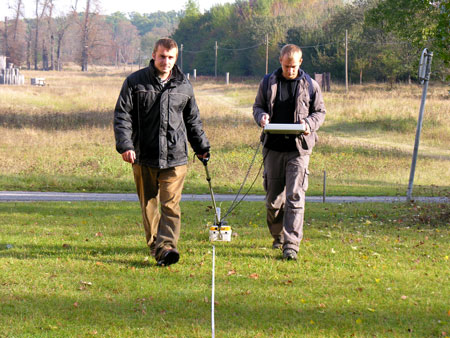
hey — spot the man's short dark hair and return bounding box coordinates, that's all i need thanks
[153,38,178,55]
[280,44,302,59]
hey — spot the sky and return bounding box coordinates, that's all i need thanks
[1,0,233,18]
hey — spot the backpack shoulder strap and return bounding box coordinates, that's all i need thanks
[262,73,271,102]
[303,72,315,103]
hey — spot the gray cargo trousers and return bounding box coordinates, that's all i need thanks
[263,147,310,253]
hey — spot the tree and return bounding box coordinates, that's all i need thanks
[54,14,73,70]
[80,0,91,71]
[367,0,449,65]
[34,0,51,70]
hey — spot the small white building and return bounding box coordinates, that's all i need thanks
[0,55,25,85]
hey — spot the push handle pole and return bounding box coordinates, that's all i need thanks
[200,155,220,225]
[407,49,433,202]
[204,164,220,225]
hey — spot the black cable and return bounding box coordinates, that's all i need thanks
[220,140,270,222]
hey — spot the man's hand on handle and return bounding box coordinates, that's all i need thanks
[121,150,136,164]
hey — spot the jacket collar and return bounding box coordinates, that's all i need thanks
[275,67,305,81]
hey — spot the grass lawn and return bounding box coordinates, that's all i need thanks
[0,201,449,337]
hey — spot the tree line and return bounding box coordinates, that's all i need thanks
[0,0,181,72]
[1,0,448,82]
[173,0,448,83]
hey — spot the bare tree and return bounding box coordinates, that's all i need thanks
[42,0,54,70]
[54,14,72,70]
[34,0,50,70]
[80,0,90,71]
[12,0,24,41]
[3,17,9,59]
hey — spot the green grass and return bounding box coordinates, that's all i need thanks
[1,201,449,337]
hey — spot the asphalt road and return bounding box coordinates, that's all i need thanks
[0,191,448,203]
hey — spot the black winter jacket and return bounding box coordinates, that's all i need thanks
[114,61,210,169]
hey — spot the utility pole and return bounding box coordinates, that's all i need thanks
[407,49,433,202]
[265,34,269,74]
[345,29,348,93]
[214,41,218,77]
[180,44,183,72]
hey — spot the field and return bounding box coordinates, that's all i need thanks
[0,68,449,197]
[0,201,449,337]
[0,69,449,337]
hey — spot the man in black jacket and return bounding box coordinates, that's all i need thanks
[114,38,210,266]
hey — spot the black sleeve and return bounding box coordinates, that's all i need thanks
[114,78,135,154]
[183,87,210,154]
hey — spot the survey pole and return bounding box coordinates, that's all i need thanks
[407,49,433,202]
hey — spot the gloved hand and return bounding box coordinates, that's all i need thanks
[196,152,210,166]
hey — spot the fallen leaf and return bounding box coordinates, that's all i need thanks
[249,273,259,279]
[227,269,236,276]
[95,232,103,237]
[367,308,375,312]
[319,303,326,308]
[62,243,71,248]
[356,318,362,324]
[80,281,92,286]
[310,320,315,324]
[73,302,79,308]
[401,295,408,300]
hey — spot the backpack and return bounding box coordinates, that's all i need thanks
[262,70,315,111]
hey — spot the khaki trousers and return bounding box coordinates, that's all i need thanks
[263,148,310,253]
[132,164,187,260]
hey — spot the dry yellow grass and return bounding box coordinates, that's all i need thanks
[0,69,448,195]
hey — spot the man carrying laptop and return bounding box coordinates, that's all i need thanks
[253,44,326,260]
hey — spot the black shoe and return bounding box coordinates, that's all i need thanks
[157,249,180,267]
[283,248,297,261]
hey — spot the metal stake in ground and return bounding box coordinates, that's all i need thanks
[407,49,433,202]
